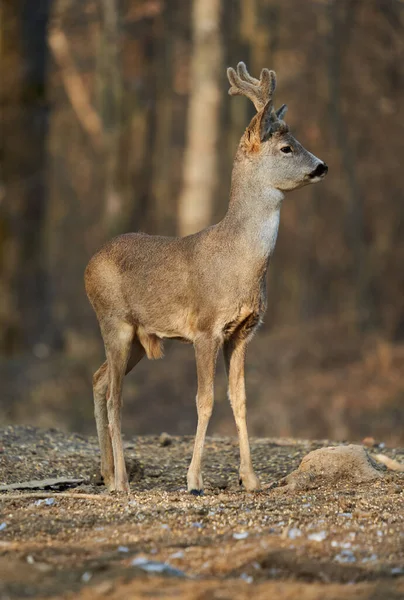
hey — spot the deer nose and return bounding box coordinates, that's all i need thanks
[310,162,328,179]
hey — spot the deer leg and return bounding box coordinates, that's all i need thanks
[223,338,260,491]
[93,361,114,489]
[187,336,220,495]
[93,337,145,492]
[103,321,134,493]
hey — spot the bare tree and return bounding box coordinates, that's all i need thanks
[327,0,369,326]
[99,0,125,237]
[178,0,223,236]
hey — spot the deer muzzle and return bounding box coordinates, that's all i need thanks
[309,162,328,180]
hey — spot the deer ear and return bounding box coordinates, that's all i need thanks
[259,101,277,141]
[276,104,288,120]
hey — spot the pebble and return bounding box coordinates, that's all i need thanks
[131,557,185,577]
[159,433,172,447]
[331,541,352,549]
[361,554,378,563]
[34,498,55,506]
[308,531,327,542]
[170,551,184,559]
[287,527,302,540]
[233,531,249,540]
[362,437,376,447]
[334,550,356,563]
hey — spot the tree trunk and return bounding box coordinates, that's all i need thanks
[177,0,222,236]
[99,0,126,238]
[327,0,370,328]
[0,0,50,355]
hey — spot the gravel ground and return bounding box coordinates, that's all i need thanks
[0,426,403,599]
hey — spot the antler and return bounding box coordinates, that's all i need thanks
[227,62,277,112]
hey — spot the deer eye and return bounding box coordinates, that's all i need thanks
[281,146,292,154]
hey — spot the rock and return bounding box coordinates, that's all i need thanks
[34,498,56,506]
[334,549,356,563]
[131,557,185,577]
[159,432,172,447]
[362,437,376,447]
[278,445,383,492]
[287,527,302,540]
[308,531,327,542]
[233,531,249,540]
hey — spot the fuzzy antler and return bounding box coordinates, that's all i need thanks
[227,62,277,112]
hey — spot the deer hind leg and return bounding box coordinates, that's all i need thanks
[223,336,260,491]
[187,336,220,495]
[94,334,145,492]
[93,361,114,490]
[101,321,136,493]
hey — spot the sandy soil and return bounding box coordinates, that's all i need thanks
[0,426,403,599]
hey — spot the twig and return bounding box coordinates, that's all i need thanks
[374,454,404,472]
[0,492,116,501]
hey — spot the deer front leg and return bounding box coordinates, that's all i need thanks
[187,336,220,495]
[223,338,260,491]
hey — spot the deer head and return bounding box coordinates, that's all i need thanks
[227,62,328,192]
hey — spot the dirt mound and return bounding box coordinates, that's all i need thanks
[278,445,384,492]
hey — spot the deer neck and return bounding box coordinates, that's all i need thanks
[222,159,284,260]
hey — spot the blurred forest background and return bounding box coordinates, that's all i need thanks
[1,0,404,445]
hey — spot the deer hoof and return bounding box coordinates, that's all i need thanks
[187,469,203,494]
[114,480,130,494]
[239,473,261,492]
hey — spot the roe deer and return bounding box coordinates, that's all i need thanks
[85,62,328,494]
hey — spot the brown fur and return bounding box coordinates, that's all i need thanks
[85,62,327,494]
